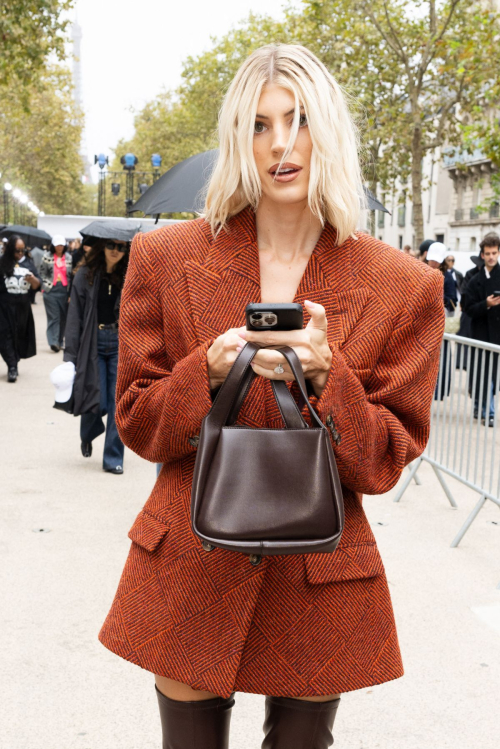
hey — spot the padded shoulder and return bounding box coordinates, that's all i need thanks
[350,233,441,319]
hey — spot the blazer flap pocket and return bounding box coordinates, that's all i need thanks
[305,544,384,584]
[128,511,170,552]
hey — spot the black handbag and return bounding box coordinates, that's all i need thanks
[191,342,344,558]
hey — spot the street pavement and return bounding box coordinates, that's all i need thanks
[1,302,499,749]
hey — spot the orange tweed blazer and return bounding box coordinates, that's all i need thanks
[99,208,444,698]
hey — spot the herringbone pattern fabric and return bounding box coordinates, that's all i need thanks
[99,208,444,698]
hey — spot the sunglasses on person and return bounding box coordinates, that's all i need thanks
[105,241,130,252]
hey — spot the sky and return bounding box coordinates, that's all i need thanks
[74,0,296,173]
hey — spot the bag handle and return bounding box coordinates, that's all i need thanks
[209,342,326,431]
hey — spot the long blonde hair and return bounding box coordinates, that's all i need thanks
[204,44,364,245]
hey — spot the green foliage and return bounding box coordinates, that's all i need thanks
[0,68,90,215]
[0,1,73,97]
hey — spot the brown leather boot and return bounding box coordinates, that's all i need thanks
[155,686,234,749]
[262,695,341,749]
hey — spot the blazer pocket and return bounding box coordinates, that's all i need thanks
[128,511,170,552]
[304,543,385,584]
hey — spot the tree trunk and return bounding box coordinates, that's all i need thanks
[411,123,425,248]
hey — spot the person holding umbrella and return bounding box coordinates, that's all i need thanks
[0,235,40,382]
[63,222,137,473]
[40,235,72,352]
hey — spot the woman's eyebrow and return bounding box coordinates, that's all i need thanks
[255,107,304,120]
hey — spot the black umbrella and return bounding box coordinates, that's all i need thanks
[130,150,217,216]
[130,149,390,216]
[80,219,143,243]
[1,224,52,247]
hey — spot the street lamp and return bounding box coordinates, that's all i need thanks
[95,153,109,216]
[121,153,138,213]
[151,153,162,182]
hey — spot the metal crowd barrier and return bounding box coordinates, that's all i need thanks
[394,332,500,547]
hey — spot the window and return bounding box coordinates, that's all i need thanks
[378,236,383,241]
[377,210,385,228]
[397,205,406,227]
[455,237,460,252]
[435,234,444,243]
[398,235,403,249]
[470,237,476,252]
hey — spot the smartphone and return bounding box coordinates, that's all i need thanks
[245,303,303,331]
[493,291,500,297]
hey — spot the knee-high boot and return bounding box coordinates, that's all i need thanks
[262,695,341,749]
[156,686,234,749]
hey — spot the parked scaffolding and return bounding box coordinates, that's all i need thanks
[394,332,500,547]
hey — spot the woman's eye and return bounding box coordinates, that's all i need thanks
[299,113,308,127]
[254,121,266,134]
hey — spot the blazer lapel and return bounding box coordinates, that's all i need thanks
[185,209,371,349]
[297,225,371,348]
[185,209,260,342]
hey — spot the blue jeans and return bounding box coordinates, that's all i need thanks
[475,381,495,420]
[43,283,68,347]
[80,328,124,470]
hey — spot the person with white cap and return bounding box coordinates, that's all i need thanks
[39,234,73,352]
[426,242,457,316]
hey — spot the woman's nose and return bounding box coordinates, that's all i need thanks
[271,123,288,155]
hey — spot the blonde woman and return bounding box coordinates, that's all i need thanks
[99,45,444,748]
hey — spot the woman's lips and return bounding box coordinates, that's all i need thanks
[269,166,302,183]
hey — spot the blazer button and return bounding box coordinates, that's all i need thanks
[249,554,262,566]
[201,541,215,552]
[188,435,200,447]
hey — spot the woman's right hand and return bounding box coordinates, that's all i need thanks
[207,327,247,389]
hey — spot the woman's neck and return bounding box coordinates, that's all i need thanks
[255,198,323,262]
[105,263,116,274]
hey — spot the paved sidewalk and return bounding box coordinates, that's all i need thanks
[1,303,499,748]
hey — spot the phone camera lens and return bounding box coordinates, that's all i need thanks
[252,313,262,320]
[253,320,262,326]
[264,316,275,325]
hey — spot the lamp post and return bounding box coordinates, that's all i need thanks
[12,188,21,224]
[94,153,109,216]
[120,153,138,215]
[151,153,162,182]
[3,182,12,224]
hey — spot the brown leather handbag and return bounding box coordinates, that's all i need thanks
[191,342,344,559]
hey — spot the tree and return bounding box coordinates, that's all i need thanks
[0,1,73,97]
[299,0,500,245]
[0,68,90,216]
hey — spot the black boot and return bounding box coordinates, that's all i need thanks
[156,686,234,749]
[8,367,18,382]
[81,441,92,458]
[262,695,341,749]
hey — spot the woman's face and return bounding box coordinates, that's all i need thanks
[104,241,126,269]
[252,84,312,209]
[14,239,25,262]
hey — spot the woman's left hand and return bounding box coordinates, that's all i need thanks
[239,300,332,397]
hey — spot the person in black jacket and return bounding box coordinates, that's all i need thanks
[64,238,129,473]
[462,233,500,426]
[0,235,41,382]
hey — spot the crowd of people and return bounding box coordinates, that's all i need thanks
[0,228,127,473]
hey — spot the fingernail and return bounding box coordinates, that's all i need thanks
[304,299,313,305]
[236,346,242,352]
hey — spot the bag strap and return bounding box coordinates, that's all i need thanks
[209,342,325,431]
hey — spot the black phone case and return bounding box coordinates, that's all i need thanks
[245,303,304,331]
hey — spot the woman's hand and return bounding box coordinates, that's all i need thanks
[207,328,247,389]
[25,273,41,290]
[240,300,332,397]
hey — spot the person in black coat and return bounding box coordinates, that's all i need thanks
[0,235,41,382]
[462,233,500,425]
[64,238,129,473]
